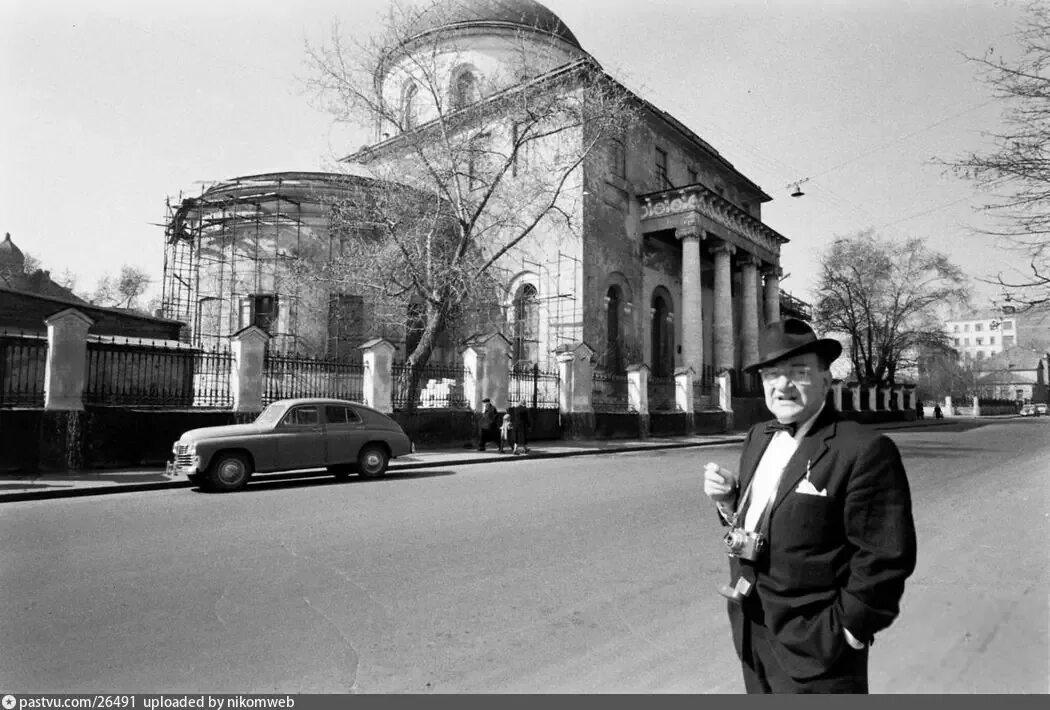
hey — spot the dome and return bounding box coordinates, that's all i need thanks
[0,232,26,272]
[404,0,584,52]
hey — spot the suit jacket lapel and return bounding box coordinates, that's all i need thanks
[769,407,839,517]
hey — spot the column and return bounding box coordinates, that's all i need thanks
[868,384,879,411]
[462,344,485,412]
[555,343,595,414]
[231,325,270,413]
[832,380,844,411]
[881,388,892,411]
[360,338,396,413]
[895,386,905,411]
[850,382,861,411]
[711,241,735,372]
[466,332,511,410]
[763,266,782,324]
[44,308,94,411]
[676,223,704,377]
[739,253,760,371]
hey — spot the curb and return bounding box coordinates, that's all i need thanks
[0,436,746,504]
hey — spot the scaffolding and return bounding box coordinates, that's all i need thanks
[161,173,354,352]
[520,250,582,367]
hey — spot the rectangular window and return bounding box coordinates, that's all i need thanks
[655,146,669,188]
[239,294,278,333]
[975,323,983,331]
[1003,320,1013,331]
[1004,335,1015,346]
[953,338,960,346]
[976,337,983,345]
[990,336,996,345]
[964,324,970,332]
[953,325,960,332]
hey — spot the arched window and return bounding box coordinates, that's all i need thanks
[512,283,538,365]
[650,291,674,377]
[606,285,624,374]
[402,82,418,129]
[453,70,479,109]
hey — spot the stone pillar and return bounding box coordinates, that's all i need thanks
[557,343,596,439]
[944,395,954,417]
[850,382,861,411]
[763,265,782,324]
[44,308,94,411]
[360,338,396,413]
[676,223,704,377]
[832,380,844,411]
[462,344,484,412]
[627,363,649,415]
[972,395,981,418]
[739,254,761,371]
[711,242,736,372]
[675,366,694,414]
[869,384,879,411]
[716,369,733,430]
[895,386,905,411]
[466,332,512,411]
[231,325,270,413]
[881,388,892,411]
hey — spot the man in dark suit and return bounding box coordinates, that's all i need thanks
[703,318,917,693]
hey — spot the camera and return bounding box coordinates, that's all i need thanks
[723,528,765,561]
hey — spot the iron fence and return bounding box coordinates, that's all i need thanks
[263,352,365,405]
[509,363,560,409]
[391,361,469,410]
[84,339,197,406]
[0,332,47,408]
[192,348,234,407]
[592,370,632,412]
[648,375,678,411]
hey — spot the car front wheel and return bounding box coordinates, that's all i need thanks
[206,452,252,492]
[357,445,389,478]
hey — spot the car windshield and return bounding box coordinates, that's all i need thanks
[255,402,291,427]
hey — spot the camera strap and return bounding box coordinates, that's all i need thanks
[731,474,777,537]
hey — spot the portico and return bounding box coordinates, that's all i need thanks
[639,184,788,378]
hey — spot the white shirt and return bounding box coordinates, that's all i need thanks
[742,404,824,532]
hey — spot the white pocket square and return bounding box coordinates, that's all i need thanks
[795,478,827,496]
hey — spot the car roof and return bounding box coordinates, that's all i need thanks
[273,398,388,417]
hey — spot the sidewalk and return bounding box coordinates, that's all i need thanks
[0,415,993,503]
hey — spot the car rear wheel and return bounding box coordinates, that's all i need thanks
[207,452,252,492]
[357,445,389,478]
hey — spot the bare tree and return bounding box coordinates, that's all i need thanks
[814,231,970,386]
[90,265,152,311]
[301,0,637,408]
[944,1,1050,306]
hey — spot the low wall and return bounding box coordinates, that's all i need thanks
[391,409,477,447]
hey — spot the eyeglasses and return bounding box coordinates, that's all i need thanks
[758,365,815,384]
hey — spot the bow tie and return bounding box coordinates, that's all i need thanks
[766,420,799,437]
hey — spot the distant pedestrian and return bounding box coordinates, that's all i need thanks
[477,398,499,451]
[499,413,512,454]
[933,404,943,419]
[915,400,924,420]
[509,399,531,454]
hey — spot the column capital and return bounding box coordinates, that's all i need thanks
[762,264,783,279]
[675,224,703,241]
[737,251,762,268]
[709,240,736,257]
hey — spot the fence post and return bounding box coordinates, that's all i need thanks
[849,382,861,411]
[674,366,694,414]
[462,341,484,413]
[881,387,892,411]
[359,338,395,413]
[230,325,270,413]
[895,386,905,412]
[556,343,595,439]
[717,369,733,431]
[869,384,879,411]
[627,363,649,415]
[44,308,94,411]
[832,380,844,411]
[944,395,954,417]
[471,332,511,411]
[972,395,981,418]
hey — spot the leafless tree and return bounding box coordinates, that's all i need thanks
[814,230,970,385]
[90,265,152,311]
[301,0,637,408]
[943,1,1050,307]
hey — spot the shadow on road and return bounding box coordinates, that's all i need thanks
[190,468,457,494]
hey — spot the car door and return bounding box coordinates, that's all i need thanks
[275,405,327,471]
[324,404,369,466]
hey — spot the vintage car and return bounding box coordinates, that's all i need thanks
[167,398,414,492]
[1020,404,1038,417]
[1036,403,1049,416]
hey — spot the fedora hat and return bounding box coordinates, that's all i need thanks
[744,317,843,373]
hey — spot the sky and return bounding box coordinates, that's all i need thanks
[0,0,1035,313]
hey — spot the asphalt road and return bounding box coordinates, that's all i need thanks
[1,418,1047,694]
